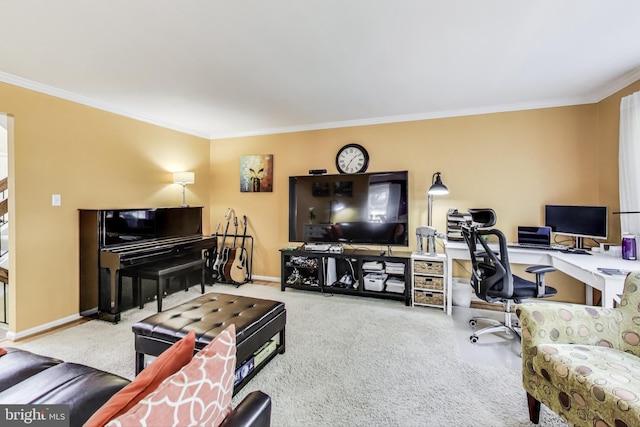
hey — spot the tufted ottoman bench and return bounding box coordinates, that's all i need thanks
[132,292,286,393]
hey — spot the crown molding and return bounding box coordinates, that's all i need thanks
[211,72,640,140]
[589,66,640,103]
[3,67,639,142]
[210,96,595,140]
[0,71,210,139]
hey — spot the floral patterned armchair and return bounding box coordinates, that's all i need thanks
[516,272,640,426]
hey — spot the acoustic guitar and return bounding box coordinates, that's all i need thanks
[212,208,233,280]
[230,215,249,284]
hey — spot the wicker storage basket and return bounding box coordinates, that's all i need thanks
[413,291,444,306]
[413,260,444,275]
[414,276,444,290]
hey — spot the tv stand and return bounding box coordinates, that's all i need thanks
[280,248,411,305]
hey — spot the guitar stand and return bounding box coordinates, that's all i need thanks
[207,234,254,287]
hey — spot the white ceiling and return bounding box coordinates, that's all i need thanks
[1,1,640,139]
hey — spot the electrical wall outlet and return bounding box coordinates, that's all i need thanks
[52,194,61,206]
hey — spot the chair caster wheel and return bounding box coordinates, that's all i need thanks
[469,319,477,328]
[470,335,478,344]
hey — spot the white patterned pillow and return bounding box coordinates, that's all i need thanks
[107,324,236,427]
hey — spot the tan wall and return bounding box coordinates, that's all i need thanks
[210,104,610,303]
[2,76,639,336]
[0,82,210,335]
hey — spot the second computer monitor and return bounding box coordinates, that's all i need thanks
[544,205,608,241]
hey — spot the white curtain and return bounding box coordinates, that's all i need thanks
[619,91,640,236]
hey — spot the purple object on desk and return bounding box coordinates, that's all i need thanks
[622,235,637,260]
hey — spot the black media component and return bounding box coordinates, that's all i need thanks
[309,169,327,175]
[280,248,411,306]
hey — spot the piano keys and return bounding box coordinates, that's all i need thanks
[79,207,216,322]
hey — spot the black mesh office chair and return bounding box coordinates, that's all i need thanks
[461,208,558,343]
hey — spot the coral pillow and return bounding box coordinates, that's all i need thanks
[0,348,6,357]
[106,324,236,427]
[84,330,196,427]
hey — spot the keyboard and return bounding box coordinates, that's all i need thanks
[507,243,563,251]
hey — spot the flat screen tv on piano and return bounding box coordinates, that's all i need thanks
[102,207,203,246]
[79,206,216,322]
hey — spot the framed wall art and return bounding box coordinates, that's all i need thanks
[240,154,273,192]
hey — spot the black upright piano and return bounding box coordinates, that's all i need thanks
[79,207,216,322]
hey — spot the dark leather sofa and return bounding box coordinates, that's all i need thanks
[0,347,271,427]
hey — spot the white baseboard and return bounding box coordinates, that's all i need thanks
[5,276,280,341]
[250,275,279,283]
[6,313,81,341]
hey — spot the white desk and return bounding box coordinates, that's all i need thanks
[443,241,637,315]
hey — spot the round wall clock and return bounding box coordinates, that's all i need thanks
[335,143,370,174]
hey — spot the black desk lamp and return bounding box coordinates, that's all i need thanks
[427,172,449,226]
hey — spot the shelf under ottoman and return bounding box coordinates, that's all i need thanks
[132,292,286,394]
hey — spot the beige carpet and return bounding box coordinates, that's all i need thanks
[16,283,567,426]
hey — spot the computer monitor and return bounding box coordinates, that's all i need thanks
[544,205,608,248]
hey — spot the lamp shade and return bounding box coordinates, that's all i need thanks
[428,172,448,195]
[173,172,195,185]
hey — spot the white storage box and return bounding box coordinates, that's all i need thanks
[452,277,471,307]
[385,261,405,275]
[362,261,384,271]
[364,273,388,292]
[385,278,405,294]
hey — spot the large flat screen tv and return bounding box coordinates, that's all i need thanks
[288,171,409,246]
